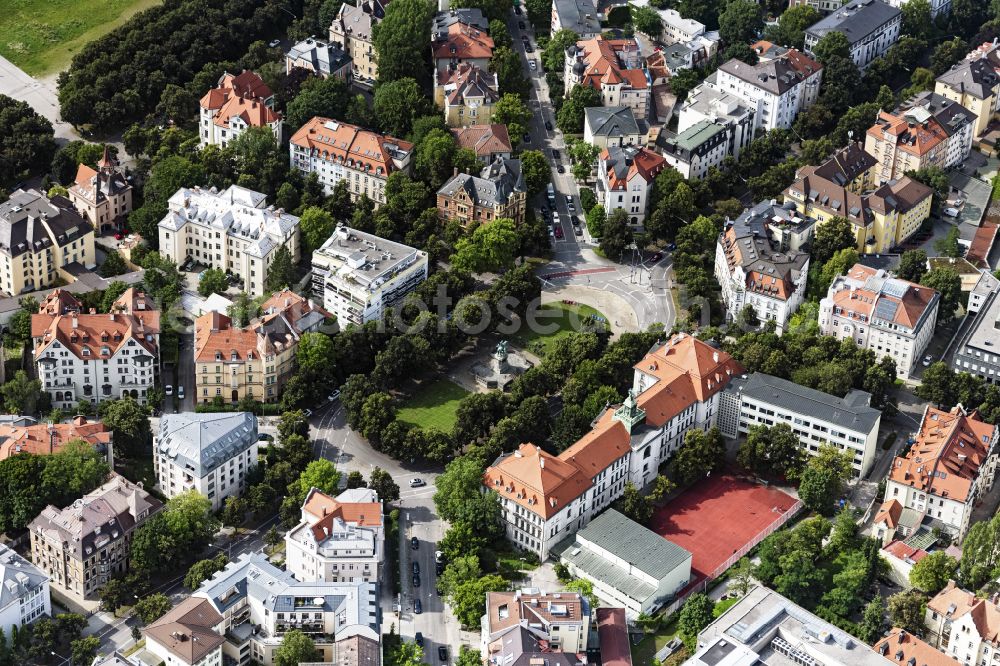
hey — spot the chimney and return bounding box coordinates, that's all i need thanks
[71,316,78,329]
[540,457,545,469]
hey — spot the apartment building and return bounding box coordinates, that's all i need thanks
[714,203,810,333]
[0,415,113,465]
[804,0,902,71]
[565,37,651,120]
[285,37,352,80]
[31,287,160,410]
[812,141,879,193]
[952,276,1000,384]
[30,474,162,599]
[329,1,381,84]
[154,412,259,511]
[435,63,500,127]
[880,405,998,540]
[884,0,951,19]
[451,124,513,163]
[158,184,301,298]
[555,509,692,619]
[0,189,96,296]
[657,6,705,45]
[141,597,226,666]
[198,70,281,149]
[286,488,383,584]
[289,117,413,204]
[677,84,755,162]
[483,333,742,559]
[935,43,1000,138]
[550,0,601,39]
[583,106,647,149]
[662,120,730,180]
[66,146,132,234]
[481,589,590,665]
[819,264,939,378]
[193,552,380,666]
[711,49,823,131]
[789,0,853,13]
[311,225,428,326]
[432,8,488,40]
[926,581,1000,663]
[595,145,667,226]
[784,164,933,254]
[432,20,494,74]
[0,544,50,637]
[718,372,882,477]
[866,93,975,182]
[437,157,526,227]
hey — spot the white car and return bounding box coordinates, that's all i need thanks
[943,207,960,218]
[529,59,536,70]
[177,386,185,399]
[409,478,426,488]
[164,385,173,396]
[328,389,341,402]
[268,39,281,47]
[923,355,934,367]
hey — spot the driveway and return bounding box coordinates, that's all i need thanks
[0,54,77,141]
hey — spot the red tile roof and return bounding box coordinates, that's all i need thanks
[199,70,279,128]
[883,540,929,565]
[484,443,595,519]
[0,417,111,461]
[432,22,495,61]
[574,37,648,91]
[290,117,413,178]
[868,109,947,158]
[451,124,513,157]
[596,608,633,666]
[874,499,903,529]
[968,222,998,269]
[831,264,937,330]
[874,628,959,666]
[32,288,159,360]
[600,146,666,190]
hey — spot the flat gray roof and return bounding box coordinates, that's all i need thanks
[733,372,881,434]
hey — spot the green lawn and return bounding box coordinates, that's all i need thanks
[632,615,683,665]
[397,379,469,431]
[0,0,162,76]
[512,302,608,356]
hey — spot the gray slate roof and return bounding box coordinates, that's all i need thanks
[157,412,257,478]
[734,372,881,434]
[437,158,525,205]
[936,57,1000,100]
[286,37,351,76]
[0,189,94,258]
[0,544,48,610]
[432,8,488,40]
[556,509,691,603]
[805,0,901,47]
[585,106,642,138]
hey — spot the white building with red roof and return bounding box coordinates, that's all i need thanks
[564,37,651,120]
[483,333,742,559]
[285,487,383,584]
[595,145,666,226]
[432,21,494,74]
[880,405,998,540]
[31,288,160,410]
[198,70,281,149]
[819,263,940,378]
[66,146,132,234]
[925,581,1000,664]
[289,117,413,204]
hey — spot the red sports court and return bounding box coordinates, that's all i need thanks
[650,472,799,582]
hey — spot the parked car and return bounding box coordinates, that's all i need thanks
[518,20,526,28]
[303,409,313,418]
[666,242,677,251]
[529,59,536,70]
[923,354,934,367]
[436,562,444,575]
[571,216,580,227]
[557,164,565,173]
[415,632,424,646]
[523,133,531,143]
[554,226,564,239]
[545,120,553,130]
[412,573,420,588]
[514,4,522,13]
[574,225,582,236]
[650,251,663,262]
[438,647,449,662]
[178,386,185,399]
[268,39,281,47]
[412,562,420,575]
[409,477,426,488]
[525,43,534,53]
[165,385,173,396]
[411,537,419,550]
[258,433,274,441]
[551,149,560,159]
[414,599,423,614]
[328,389,341,402]
[943,207,960,218]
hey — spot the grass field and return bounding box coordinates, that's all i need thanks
[512,302,607,356]
[397,379,469,431]
[0,0,162,76]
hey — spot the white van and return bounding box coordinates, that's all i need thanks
[943,207,960,218]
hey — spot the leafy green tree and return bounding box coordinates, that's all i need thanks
[811,31,851,63]
[450,574,509,627]
[455,646,482,666]
[282,459,342,524]
[737,423,805,479]
[222,495,248,530]
[493,93,533,144]
[896,250,928,282]
[764,4,820,50]
[632,5,662,36]
[901,0,935,41]
[434,457,503,537]
[184,553,229,589]
[298,207,336,255]
[673,427,725,486]
[729,557,756,597]
[858,597,885,643]
[373,78,430,137]
[0,95,57,189]
[100,397,151,458]
[197,268,229,298]
[0,371,43,415]
[369,466,400,502]
[618,481,653,524]
[273,630,320,666]
[491,46,529,96]
[586,205,607,238]
[932,37,969,75]
[959,513,1000,590]
[265,245,296,292]
[452,218,520,273]
[133,593,172,624]
[798,445,853,515]
[130,491,220,575]
[916,362,956,408]
[520,150,551,196]
[678,594,715,650]
[812,217,856,264]
[719,0,763,46]
[99,251,129,278]
[542,29,580,72]
[599,208,633,260]
[557,85,601,134]
[921,266,962,324]
[909,551,958,594]
[373,0,435,86]
[887,591,927,634]
[70,637,100,666]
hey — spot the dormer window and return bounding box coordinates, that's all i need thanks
[101,332,109,342]
[216,351,223,361]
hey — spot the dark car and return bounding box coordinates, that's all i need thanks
[551,149,560,159]
[574,225,583,236]
[415,632,424,646]
[554,226,564,239]
[518,21,525,28]
[412,573,421,588]
[438,647,449,662]
[514,5,522,13]
[571,216,580,227]
[666,242,677,251]
[545,120,553,130]
[557,164,565,174]
[414,599,423,614]
[650,251,663,262]
[412,561,420,575]
[525,42,534,53]
[436,562,445,575]
[410,537,419,550]
[523,133,531,143]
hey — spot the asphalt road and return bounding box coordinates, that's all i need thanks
[0,54,76,141]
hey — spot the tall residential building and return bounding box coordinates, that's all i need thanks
[884,0,951,19]
[0,544,50,637]
[804,0,902,71]
[952,275,1000,384]
[595,145,667,226]
[31,287,160,410]
[0,189,96,296]
[431,21,494,74]
[481,589,590,664]
[193,552,380,666]
[784,164,933,254]
[193,291,328,404]
[711,49,823,131]
[285,37,352,80]
[435,63,500,127]
[677,84,755,161]
[157,184,301,298]
[935,43,1000,138]
[565,37,651,120]
[311,225,428,326]
[450,124,513,163]
[879,405,998,541]
[550,0,600,39]
[198,70,281,149]
[483,333,742,559]
[30,474,162,599]
[437,157,526,227]
[661,120,731,180]
[66,146,132,233]
[285,487,384,584]
[865,93,975,183]
[329,1,381,84]
[788,0,848,13]
[714,203,810,333]
[289,117,414,204]
[718,372,882,477]
[583,106,648,149]
[926,581,1000,662]
[0,415,113,465]
[154,412,259,511]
